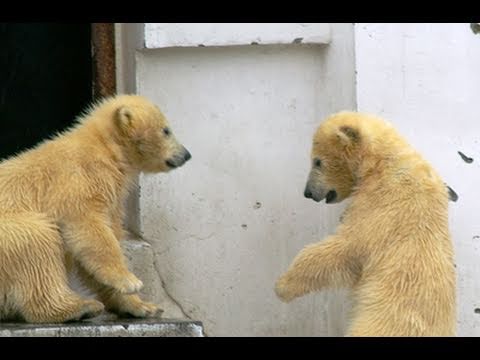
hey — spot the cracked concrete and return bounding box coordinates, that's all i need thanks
[124,237,210,336]
[183,233,216,242]
[121,238,186,319]
[149,247,191,320]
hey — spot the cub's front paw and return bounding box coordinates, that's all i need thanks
[116,273,144,294]
[101,271,144,294]
[274,275,301,303]
[123,301,163,318]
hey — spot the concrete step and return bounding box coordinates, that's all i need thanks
[0,315,204,337]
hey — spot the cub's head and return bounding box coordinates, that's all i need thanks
[111,95,191,173]
[304,111,458,205]
[304,111,378,204]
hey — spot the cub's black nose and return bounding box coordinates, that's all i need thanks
[184,150,192,161]
[304,188,312,198]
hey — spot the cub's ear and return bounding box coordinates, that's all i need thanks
[115,106,133,131]
[336,125,360,145]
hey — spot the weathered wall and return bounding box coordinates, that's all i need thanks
[135,23,356,336]
[118,22,480,337]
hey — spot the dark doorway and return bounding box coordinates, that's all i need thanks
[0,24,93,160]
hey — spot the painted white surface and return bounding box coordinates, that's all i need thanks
[144,23,331,49]
[115,23,144,235]
[355,23,480,336]
[136,24,356,336]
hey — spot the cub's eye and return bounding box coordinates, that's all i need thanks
[314,159,321,168]
[163,127,171,136]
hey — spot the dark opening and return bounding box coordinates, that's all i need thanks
[0,23,93,160]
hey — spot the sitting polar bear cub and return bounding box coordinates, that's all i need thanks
[0,95,191,323]
[275,111,456,336]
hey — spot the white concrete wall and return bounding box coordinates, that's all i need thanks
[355,23,480,336]
[135,23,356,336]
[125,22,480,337]
[115,23,143,235]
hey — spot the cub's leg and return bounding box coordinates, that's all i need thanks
[61,212,143,294]
[0,213,104,323]
[275,236,359,302]
[76,264,162,318]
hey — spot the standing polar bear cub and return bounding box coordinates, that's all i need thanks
[275,112,456,336]
[0,95,191,323]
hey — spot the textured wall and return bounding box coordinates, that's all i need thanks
[136,23,356,336]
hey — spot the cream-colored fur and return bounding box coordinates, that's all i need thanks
[0,95,191,323]
[275,112,456,336]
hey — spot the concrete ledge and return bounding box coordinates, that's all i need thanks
[144,23,331,49]
[0,315,204,337]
